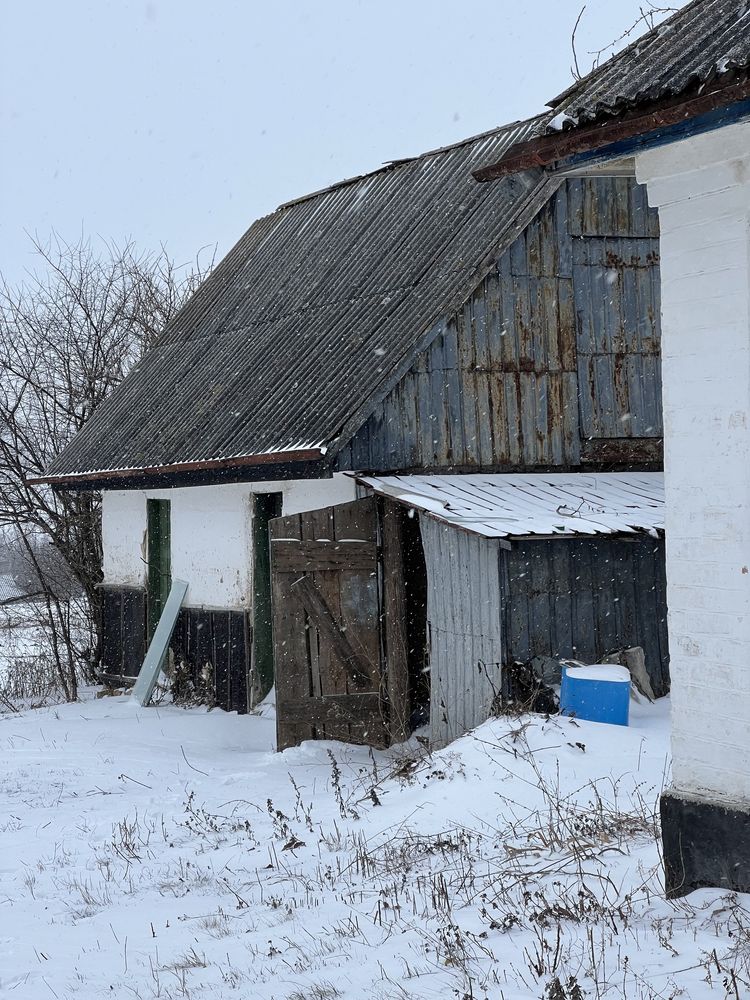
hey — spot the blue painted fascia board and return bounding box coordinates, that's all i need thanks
[559,97,750,172]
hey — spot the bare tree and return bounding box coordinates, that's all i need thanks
[0,234,212,699]
[570,3,678,82]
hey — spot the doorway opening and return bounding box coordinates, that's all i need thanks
[251,491,283,706]
[146,498,171,641]
[400,511,429,731]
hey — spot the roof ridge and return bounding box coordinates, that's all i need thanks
[276,113,550,211]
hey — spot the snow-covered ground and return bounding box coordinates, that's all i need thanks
[1,693,747,999]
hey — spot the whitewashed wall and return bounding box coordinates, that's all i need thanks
[637,120,750,803]
[101,474,357,610]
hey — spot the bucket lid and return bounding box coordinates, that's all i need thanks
[563,664,631,683]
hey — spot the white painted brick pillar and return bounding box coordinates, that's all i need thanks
[637,120,750,806]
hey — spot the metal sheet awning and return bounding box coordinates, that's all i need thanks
[355,472,664,539]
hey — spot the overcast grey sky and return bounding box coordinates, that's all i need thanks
[1,1,667,285]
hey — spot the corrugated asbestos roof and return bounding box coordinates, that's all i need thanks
[356,472,664,539]
[45,117,551,481]
[547,0,750,129]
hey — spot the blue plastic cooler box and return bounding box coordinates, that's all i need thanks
[560,664,631,726]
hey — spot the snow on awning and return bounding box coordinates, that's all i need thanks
[354,472,664,540]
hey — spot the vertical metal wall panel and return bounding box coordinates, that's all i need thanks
[567,177,660,238]
[340,175,661,474]
[573,233,662,440]
[420,517,503,746]
[503,536,669,695]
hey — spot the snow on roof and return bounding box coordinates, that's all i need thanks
[355,472,664,539]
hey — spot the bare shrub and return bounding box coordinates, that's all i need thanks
[0,234,212,699]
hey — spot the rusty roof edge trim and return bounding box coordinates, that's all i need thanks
[326,172,562,464]
[27,448,327,487]
[473,74,750,180]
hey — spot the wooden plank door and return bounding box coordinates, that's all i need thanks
[270,496,388,750]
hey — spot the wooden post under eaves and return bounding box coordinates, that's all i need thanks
[381,499,409,744]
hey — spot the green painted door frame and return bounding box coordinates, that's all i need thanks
[147,499,172,641]
[252,492,282,704]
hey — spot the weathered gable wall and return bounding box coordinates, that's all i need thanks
[337,177,661,473]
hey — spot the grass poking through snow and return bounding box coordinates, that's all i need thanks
[0,692,746,998]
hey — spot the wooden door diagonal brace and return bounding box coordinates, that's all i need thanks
[290,574,372,687]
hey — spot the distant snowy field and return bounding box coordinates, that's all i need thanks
[1,693,747,999]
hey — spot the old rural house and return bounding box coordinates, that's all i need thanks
[37,114,668,748]
[471,0,750,896]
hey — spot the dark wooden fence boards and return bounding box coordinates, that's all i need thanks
[170,607,249,713]
[100,585,249,712]
[101,586,147,680]
[337,176,662,474]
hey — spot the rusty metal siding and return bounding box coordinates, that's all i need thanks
[420,516,503,746]
[573,227,662,439]
[567,176,660,238]
[501,535,670,696]
[339,176,661,473]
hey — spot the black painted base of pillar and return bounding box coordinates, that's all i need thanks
[661,790,750,897]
